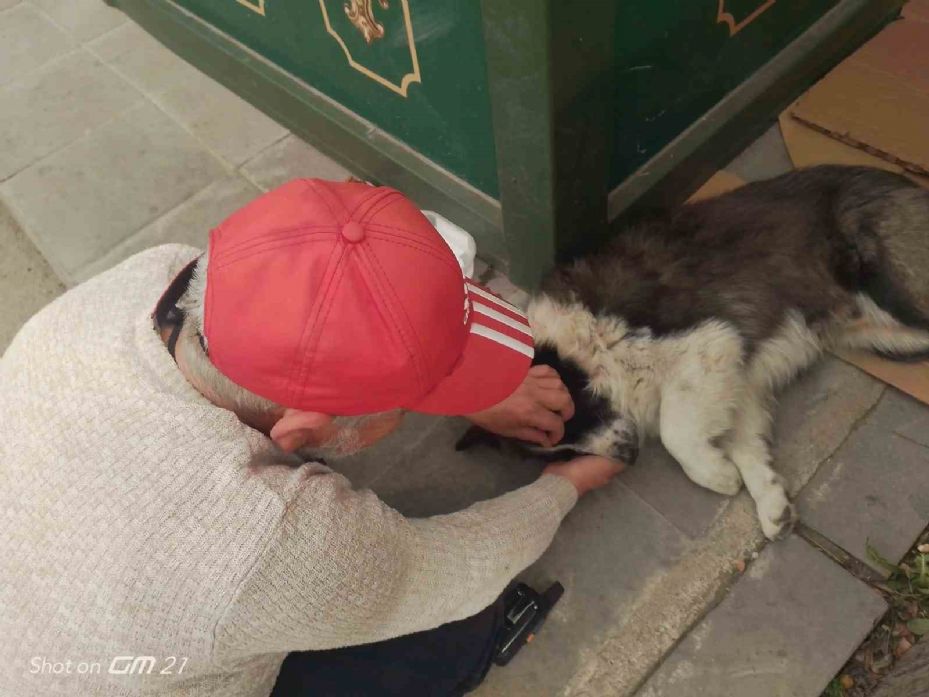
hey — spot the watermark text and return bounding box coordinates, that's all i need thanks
[29,655,188,677]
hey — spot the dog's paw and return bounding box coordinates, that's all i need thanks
[757,488,797,540]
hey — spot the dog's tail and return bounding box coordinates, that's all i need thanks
[833,175,929,362]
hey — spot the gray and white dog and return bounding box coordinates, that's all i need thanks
[460,165,929,540]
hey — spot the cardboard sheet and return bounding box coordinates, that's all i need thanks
[791,16,929,177]
[837,350,929,405]
[688,170,745,201]
[778,109,905,172]
[852,18,929,94]
[904,0,929,23]
[779,109,929,189]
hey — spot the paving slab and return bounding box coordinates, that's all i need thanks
[88,21,200,93]
[481,481,687,697]
[1,101,225,284]
[329,413,690,697]
[620,441,730,539]
[636,536,887,697]
[724,122,794,183]
[30,0,126,43]
[0,49,142,181]
[72,175,260,284]
[526,494,772,697]
[153,71,288,168]
[240,134,353,192]
[88,20,286,167]
[893,395,929,449]
[0,203,64,353]
[482,483,688,697]
[774,356,886,495]
[328,414,541,515]
[798,389,929,575]
[87,21,145,62]
[0,4,76,88]
[872,633,929,697]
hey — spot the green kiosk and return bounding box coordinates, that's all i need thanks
[108,0,903,285]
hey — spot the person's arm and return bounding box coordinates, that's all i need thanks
[213,459,615,659]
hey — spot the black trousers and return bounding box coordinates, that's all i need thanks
[270,599,504,697]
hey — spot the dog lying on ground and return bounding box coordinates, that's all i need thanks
[459,165,929,540]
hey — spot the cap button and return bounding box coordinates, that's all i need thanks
[341,221,366,243]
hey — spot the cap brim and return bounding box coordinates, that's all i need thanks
[407,281,534,416]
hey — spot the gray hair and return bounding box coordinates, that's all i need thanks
[175,255,283,421]
[175,256,393,454]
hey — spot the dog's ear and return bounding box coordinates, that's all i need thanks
[455,425,503,452]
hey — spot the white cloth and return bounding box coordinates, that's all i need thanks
[423,210,478,278]
[0,244,576,696]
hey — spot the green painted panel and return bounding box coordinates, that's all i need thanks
[173,0,499,196]
[611,0,838,187]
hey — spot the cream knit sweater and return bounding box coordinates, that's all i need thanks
[0,244,578,697]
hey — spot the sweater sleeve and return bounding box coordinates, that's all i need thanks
[213,469,577,658]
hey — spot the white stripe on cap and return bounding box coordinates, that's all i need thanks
[473,302,532,337]
[466,282,526,319]
[471,324,534,358]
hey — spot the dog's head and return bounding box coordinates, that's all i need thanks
[456,343,639,464]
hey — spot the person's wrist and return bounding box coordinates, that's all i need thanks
[542,464,584,496]
[537,472,581,516]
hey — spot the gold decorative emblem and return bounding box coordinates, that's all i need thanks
[344,0,390,44]
[716,0,776,36]
[319,0,421,97]
[236,0,266,16]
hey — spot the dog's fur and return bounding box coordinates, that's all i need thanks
[460,165,929,540]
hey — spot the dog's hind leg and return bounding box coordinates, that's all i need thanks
[725,389,796,540]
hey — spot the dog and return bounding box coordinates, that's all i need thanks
[458,165,929,540]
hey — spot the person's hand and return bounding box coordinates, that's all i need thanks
[543,456,625,497]
[465,365,575,447]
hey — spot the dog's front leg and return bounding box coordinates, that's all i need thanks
[658,382,744,496]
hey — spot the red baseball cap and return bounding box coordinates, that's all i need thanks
[200,179,534,416]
